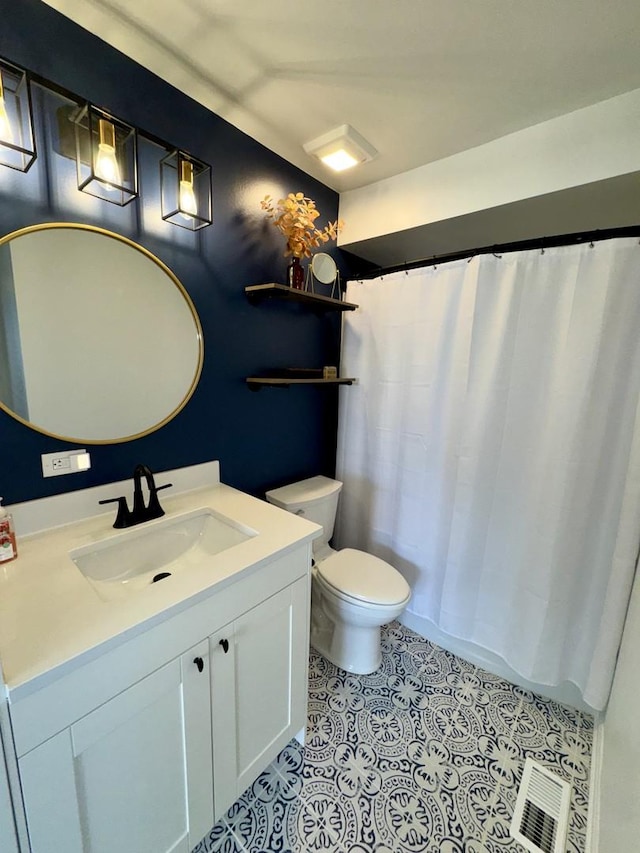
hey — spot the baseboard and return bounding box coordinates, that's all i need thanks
[585,715,604,853]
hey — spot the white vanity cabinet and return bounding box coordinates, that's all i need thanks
[19,643,212,853]
[10,546,311,853]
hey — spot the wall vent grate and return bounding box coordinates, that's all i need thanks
[510,758,571,853]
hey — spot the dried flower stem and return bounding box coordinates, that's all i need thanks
[261,192,343,258]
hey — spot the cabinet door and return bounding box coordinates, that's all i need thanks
[19,643,213,853]
[211,577,308,816]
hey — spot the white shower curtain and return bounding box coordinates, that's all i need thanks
[336,238,640,710]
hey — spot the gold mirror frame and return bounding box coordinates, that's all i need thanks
[0,223,203,444]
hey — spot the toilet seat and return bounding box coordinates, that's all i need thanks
[316,548,411,607]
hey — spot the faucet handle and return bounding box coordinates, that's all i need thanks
[145,482,173,521]
[99,495,132,529]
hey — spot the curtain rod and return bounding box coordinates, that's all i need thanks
[351,224,640,281]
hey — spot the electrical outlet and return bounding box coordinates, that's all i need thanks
[42,450,91,478]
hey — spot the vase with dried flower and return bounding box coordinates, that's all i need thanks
[287,255,304,289]
[261,192,343,289]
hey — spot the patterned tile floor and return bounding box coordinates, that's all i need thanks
[193,622,592,853]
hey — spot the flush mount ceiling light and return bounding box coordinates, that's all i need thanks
[0,59,36,172]
[74,104,138,206]
[303,124,377,173]
[160,150,212,230]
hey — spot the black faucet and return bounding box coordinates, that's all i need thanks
[99,464,173,529]
[131,464,172,523]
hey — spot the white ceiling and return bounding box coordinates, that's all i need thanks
[42,0,640,193]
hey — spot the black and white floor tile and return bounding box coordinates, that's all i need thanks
[192,622,592,853]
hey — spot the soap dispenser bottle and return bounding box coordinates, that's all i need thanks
[0,498,17,563]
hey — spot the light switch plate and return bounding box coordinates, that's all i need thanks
[41,449,91,478]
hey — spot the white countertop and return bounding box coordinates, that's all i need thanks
[0,479,319,699]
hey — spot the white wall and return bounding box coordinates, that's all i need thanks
[339,88,640,255]
[597,564,640,848]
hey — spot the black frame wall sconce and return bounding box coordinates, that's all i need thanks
[0,54,212,229]
[0,58,36,172]
[74,104,138,206]
[160,150,212,231]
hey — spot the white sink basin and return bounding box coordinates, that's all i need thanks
[71,508,257,601]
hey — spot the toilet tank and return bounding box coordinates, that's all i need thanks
[265,476,342,553]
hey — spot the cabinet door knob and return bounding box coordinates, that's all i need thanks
[193,656,204,673]
[219,638,229,654]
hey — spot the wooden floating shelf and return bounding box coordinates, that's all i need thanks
[245,283,358,312]
[247,377,355,390]
[246,368,356,390]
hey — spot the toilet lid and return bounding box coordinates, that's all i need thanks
[317,548,411,606]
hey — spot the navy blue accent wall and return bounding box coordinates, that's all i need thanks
[0,0,350,503]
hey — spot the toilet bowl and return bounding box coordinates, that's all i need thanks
[265,476,411,674]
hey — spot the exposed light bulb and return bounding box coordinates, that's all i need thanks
[179,159,197,219]
[179,181,197,216]
[95,118,121,190]
[0,73,13,144]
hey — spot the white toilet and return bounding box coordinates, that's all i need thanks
[266,475,411,674]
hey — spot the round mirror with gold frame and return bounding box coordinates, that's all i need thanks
[0,223,203,443]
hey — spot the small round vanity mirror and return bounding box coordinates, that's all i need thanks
[0,223,203,443]
[311,252,338,285]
